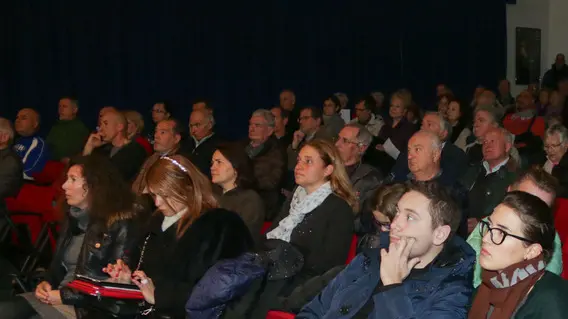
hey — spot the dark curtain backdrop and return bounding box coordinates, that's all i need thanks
[0,0,506,139]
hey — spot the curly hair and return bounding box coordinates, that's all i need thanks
[65,155,136,227]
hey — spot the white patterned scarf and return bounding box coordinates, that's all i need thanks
[266,182,332,242]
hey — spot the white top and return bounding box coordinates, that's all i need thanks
[162,208,188,231]
[483,157,509,176]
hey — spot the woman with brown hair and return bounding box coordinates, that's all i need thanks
[104,155,254,318]
[0,155,138,319]
[266,139,356,279]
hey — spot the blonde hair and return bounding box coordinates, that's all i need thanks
[123,110,145,136]
[145,155,218,238]
[391,89,412,109]
[303,139,357,211]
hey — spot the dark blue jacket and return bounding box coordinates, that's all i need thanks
[297,236,475,319]
[13,135,50,180]
[185,253,266,319]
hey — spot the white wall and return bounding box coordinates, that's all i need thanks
[506,0,568,95]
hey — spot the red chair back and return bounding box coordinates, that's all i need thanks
[554,198,568,244]
[346,235,357,264]
[31,160,66,185]
[261,222,272,234]
[266,311,295,319]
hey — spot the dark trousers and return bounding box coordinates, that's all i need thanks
[0,295,40,319]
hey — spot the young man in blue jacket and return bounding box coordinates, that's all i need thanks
[297,181,475,319]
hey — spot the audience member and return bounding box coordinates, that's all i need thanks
[288,106,332,170]
[335,124,383,212]
[357,183,407,252]
[245,109,286,221]
[322,95,345,139]
[334,92,349,109]
[104,155,253,318]
[270,106,292,149]
[350,95,384,137]
[464,105,499,165]
[192,99,213,114]
[497,79,515,108]
[373,90,416,164]
[447,99,472,151]
[546,90,566,119]
[371,91,389,120]
[0,155,138,318]
[212,143,265,240]
[123,110,153,155]
[132,118,185,196]
[97,106,116,128]
[391,112,467,186]
[298,182,473,318]
[267,139,355,287]
[147,101,172,144]
[543,124,568,197]
[470,85,486,107]
[182,109,220,178]
[436,83,451,97]
[542,53,568,90]
[436,93,452,118]
[469,192,568,319]
[503,89,546,165]
[83,109,147,182]
[46,97,89,161]
[467,167,563,288]
[0,118,23,215]
[280,89,299,135]
[13,108,50,180]
[461,127,518,232]
[537,88,550,116]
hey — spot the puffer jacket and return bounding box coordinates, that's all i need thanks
[185,253,266,319]
[298,235,475,319]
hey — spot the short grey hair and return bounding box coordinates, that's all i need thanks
[474,105,498,124]
[344,123,373,147]
[425,111,453,142]
[545,124,568,144]
[192,109,215,127]
[251,109,275,128]
[414,130,442,152]
[0,117,15,143]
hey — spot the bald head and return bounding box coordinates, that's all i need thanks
[0,117,15,148]
[189,109,214,141]
[99,110,127,142]
[15,108,40,137]
[279,90,296,111]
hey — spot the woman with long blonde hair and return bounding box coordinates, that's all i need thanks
[104,155,254,318]
[266,138,355,280]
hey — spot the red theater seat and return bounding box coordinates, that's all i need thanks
[266,311,295,319]
[31,160,66,186]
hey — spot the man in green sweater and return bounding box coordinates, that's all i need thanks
[467,166,563,287]
[46,97,90,161]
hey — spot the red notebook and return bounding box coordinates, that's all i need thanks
[67,275,144,300]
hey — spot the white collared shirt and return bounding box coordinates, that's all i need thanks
[543,159,555,174]
[193,133,214,149]
[482,157,509,176]
[162,208,188,231]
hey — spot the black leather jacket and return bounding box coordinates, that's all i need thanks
[49,215,137,305]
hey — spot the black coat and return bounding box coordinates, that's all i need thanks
[181,134,222,178]
[130,208,254,319]
[92,141,148,183]
[267,194,353,278]
[552,152,568,198]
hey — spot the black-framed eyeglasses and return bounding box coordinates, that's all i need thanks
[479,220,534,245]
[374,219,391,231]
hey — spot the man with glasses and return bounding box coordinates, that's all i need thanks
[467,166,563,287]
[543,124,568,197]
[180,109,220,178]
[245,109,286,220]
[349,95,384,137]
[287,106,332,170]
[335,123,382,212]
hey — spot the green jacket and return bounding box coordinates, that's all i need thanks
[467,219,563,288]
[46,119,90,160]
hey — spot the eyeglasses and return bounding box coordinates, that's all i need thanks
[544,142,563,150]
[479,220,534,245]
[337,137,359,145]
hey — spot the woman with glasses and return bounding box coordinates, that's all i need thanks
[357,183,407,252]
[469,191,568,319]
[543,125,568,197]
